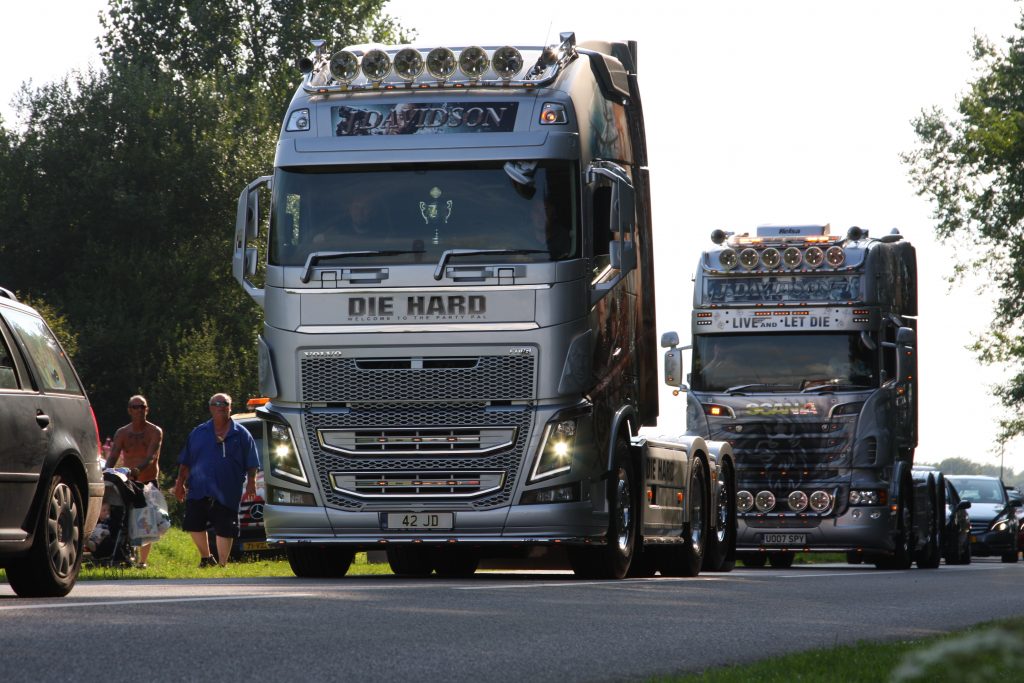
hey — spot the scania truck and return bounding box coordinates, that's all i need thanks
[662,224,942,569]
[232,34,735,579]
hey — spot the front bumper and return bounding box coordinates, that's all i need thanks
[264,500,609,547]
[969,529,1016,556]
[737,506,895,553]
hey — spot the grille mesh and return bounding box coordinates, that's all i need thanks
[300,355,535,402]
[305,406,532,511]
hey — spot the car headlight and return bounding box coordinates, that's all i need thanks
[530,419,576,481]
[992,519,1009,533]
[268,422,308,485]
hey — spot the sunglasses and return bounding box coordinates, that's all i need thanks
[129,405,147,410]
[209,401,231,407]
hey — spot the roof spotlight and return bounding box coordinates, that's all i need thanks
[825,246,845,267]
[328,50,360,84]
[846,225,866,241]
[361,48,392,82]
[426,47,457,80]
[719,249,738,270]
[739,248,759,270]
[393,48,424,81]
[458,46,490,79]
[804,246,824,268]
[492,46,524,79]
[783,246,802,269]
[710,229,727,245]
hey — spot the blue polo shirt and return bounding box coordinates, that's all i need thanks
[178,419,260,510]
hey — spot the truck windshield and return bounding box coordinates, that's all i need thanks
[692,333,878,393]
[269,161,579,266]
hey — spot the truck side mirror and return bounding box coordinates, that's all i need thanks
[233,175,272,307]
[895,326,916,383]
[245,188,260,240]
[664,347,684,389]
[661,331,680,348]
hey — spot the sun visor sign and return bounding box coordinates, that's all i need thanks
[702,275,863,305]
[301,291,535,326]
[332,102,519,136]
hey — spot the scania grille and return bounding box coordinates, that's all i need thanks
[305,405,532,511]
[712,420,853,465]
[300,355,536,402]
[318,427,516,456]
[330,471,505,498]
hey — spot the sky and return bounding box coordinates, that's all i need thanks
[1,0,1023,473]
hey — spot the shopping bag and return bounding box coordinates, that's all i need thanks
[129,483,171,545]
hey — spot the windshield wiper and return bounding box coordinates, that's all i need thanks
[302,250,421,283]
[800,382,869,394]
[433,248,547,280]
[721,383,782,395]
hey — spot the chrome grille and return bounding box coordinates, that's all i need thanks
[305,405,532,511]
[319,427,516,456]
[300,355,536,402]
[330,471,505,498]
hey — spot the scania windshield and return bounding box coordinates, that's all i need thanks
[692,332,878,393]
[269,161,579,266]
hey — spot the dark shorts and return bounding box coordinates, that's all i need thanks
[182,497,239,538]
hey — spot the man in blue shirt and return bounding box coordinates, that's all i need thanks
[174,393,259,567]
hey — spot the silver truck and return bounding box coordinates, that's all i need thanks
[663,224,943,569]
[232,34,734,578]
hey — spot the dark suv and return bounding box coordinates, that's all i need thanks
[0,289,103,596]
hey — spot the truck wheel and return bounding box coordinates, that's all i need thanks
[387,546,435,577]
[5,472,84,597]
[916,482,941,569]
[433,550,479,578]
[768,551,795,568]
[875,480,913,570]
[286,545,354,578]
[740,553,767,568]
[702,460,736,573]
[568,438,636,580]
[661,457,708,577]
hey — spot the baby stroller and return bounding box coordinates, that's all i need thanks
[86,469,147,567]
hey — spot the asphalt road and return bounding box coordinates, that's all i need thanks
[2,560,1022,682]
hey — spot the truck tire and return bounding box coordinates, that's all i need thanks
[433,550,479,578]
[5,471,85,597]
[387,546,435,577]
[702,460,736,573]
[740,553,767,568]
[661,457,708,577]
[286,545,354,578]
[916,479,941,569]
[568,438,636,580]
[875,479,913,570]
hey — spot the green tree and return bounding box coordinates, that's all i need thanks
[904,21,1024,446]
[0,1,408,473]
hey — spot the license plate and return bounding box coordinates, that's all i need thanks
[762,533,806,545]
[241,541,270,552]
[384,512,454,530]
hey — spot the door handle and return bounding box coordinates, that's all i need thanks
[35,411,50,429]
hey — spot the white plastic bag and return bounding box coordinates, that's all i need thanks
[129,483,171,545]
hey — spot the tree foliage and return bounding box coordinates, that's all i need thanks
[904,21,1024,445]
[0,0,407,465]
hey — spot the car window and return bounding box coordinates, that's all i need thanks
[950,479,1004,504]
[2,307,81,394]
[0,331,19,389]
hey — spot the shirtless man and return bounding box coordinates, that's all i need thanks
[107,394,163,568]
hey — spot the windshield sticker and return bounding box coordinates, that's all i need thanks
[704,275,862,304]
[332,102,518,136]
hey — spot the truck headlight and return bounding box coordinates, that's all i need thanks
[530,419,576,481]
[849,489,886,506]
[268,422,308,485]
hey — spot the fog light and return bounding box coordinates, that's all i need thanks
[521,482,580,505]
[267,485,315,506]
[809,490,832,512]
[755,490,776,512]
